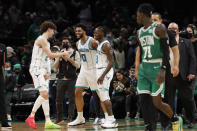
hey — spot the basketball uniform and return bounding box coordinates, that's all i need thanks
[137,22,165,96]
[96,40,113,101]
[75,36,98,91]
[29,35,51,91]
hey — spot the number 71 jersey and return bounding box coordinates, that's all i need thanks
[78,36,97,70]
[138,22,163,61]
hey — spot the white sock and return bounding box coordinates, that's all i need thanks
[30,95,45,117]
[77,112,83,118]
[104,112,108,119]
[42,99,50,122]
[107,115,115,120]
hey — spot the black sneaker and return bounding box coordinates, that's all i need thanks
[162,123,172,131]
[2,123,12,129]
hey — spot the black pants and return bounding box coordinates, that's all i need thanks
[56,79,76,118]
[160,73,195,127]
[0,71,8,125]
[126,93,138,117]
[92,91,104,118]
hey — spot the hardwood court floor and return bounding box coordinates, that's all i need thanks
[1,119,197,131]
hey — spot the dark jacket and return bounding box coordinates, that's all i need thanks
[178,37,197,80]
[5,70,16,92]
[57,50,77,79]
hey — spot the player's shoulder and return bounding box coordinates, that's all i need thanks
[36,36,47,45]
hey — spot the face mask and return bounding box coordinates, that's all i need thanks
[187,32,193,39]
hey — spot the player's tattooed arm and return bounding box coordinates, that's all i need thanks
[90,39,99,50]
[155,23,168,38]
[155,24,168,85]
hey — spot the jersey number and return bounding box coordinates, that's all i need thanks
[143,46,152,58]
[81,54,87,62]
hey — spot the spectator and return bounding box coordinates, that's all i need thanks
[127,36,138,68]
[54,37,80,124]
[5,62,16,121]
[27,15,41,42]
[125,68,138,119]
[111,70,130,118]
[166,22,197,128]
[6,47,20,70]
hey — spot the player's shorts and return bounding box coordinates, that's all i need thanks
[96,68,114,101]
[29,67,49,92]
[137,61,164,97]
[75,68,98,91]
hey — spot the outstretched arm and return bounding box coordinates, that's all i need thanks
[38,39,69,59]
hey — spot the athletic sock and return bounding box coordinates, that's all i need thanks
[77,112,83,119]
[42,99,50,122]
[30,95,45,117]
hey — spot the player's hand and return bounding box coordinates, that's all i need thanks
[61,50,72,57]
[156,69,165,85]
[187,74,195,81]
[44,72,51,80]
[97,75,105,85]
[171,65,179,77]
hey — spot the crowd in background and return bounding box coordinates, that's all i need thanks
[1,0,197,123]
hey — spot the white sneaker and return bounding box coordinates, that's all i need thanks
[68,117,85,126]
[93,118,105,125]
[101,118,118,128]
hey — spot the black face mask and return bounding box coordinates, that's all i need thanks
[62,43,70,50]
[187,32,193,39]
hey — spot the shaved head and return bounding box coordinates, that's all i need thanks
[168,22,179,34]
[168,22,179,30]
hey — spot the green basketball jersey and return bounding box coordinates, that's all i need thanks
[139,22,163,60]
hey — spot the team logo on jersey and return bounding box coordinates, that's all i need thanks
[106,76,110,80]
[35,74,40,78]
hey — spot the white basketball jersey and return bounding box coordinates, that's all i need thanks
[96,40,110,69]
[78,36,96,70]
[30,35,50,71]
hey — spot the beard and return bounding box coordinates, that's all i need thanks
[79,33,84,39]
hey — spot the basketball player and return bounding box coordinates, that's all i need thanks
[68,23,111,127]
[135,3,182,130]
[25,21,70,129]
[94,26,118,128]
[68,23,99,126]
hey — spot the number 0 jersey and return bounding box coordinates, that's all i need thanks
[77,36,97,70]
[139,22,163,61]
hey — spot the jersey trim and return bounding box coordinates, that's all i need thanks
[80,36,89,46]
[75,86,89,89]
[88,37,94,50]
[153,27,160,39]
